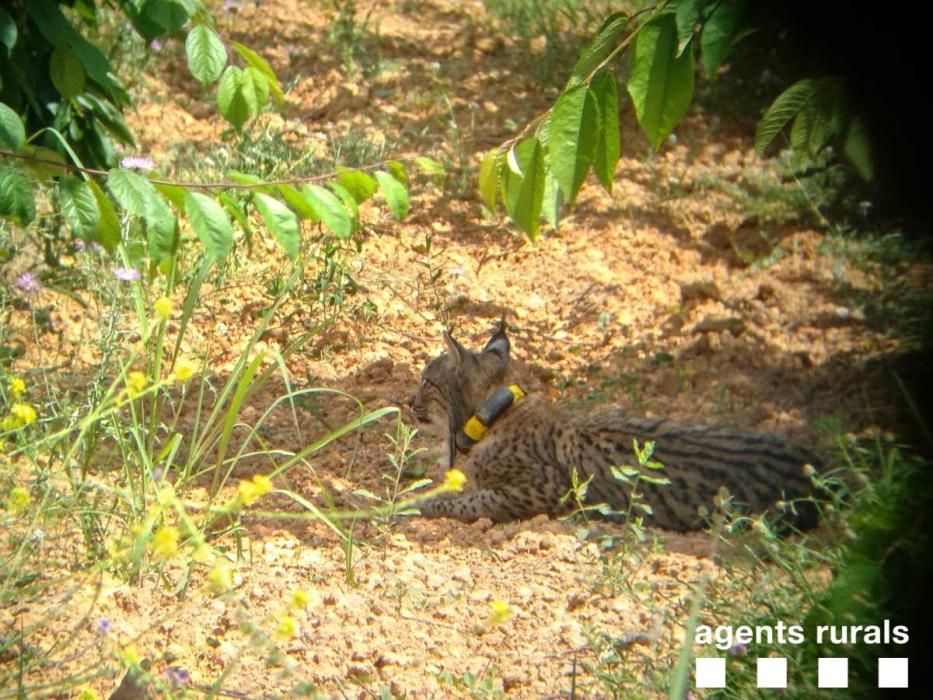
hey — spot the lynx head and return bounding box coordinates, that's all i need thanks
[409,327,511,465]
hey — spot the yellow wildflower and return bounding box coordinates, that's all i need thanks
[171,357,199,383]
[0,439,5,453]
[192,543,212,563]
[487,599,511,626]
[125,371,147,398]
[151,525,180,558]
[289,589,311,611]
[8,486,30,514]
[238,474,274,506]
[77,689,101,700]
[275,614,299,641]
[153,296,174,321]
[207,560,234,594]
[12,403,37,426]
[119,644,142,667]
[8,377,25,398]
[155,483,175,507]
[3,403,37,430]
[442,468,467,492]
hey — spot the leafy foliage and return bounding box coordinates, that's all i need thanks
[481,0,878,239]
[0,1,444,273]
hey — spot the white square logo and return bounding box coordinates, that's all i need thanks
[818,657,848,688]
[757,657,788,689]
[695,657,726,688]
[878,657,908,688]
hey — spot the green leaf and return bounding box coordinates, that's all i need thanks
[107,168,177,261]
[700,0,745,78]
[146,194,178,265]
[186,191,234,259]
[591,71,620,192]
[277,183,319,221]
[674,0,699,56]
[50,44,86,100]
[302,184,353,239]
[107,168,157,218]
[477,149,501,211]
[217,192,251,238]
[233,42,284,107]
[755,79,820,154]
[59,175,100,239]
[844,116,874,181]
[373,170,410,220]
[217,66,259,130]
[154,182,187,210]
[0,102,25,150]
[0,8,17,55]
[75,93,135,146]
[502,137,545,240]
[541,169,563,230]
[627,14,695,150]
[87,180,120,252]
[549,83,598,203]
[790,99,831,156]
[186,24,227,86]
[27,0,113,93]
[386,160,409,186]
[17,146,66,180]
[143,0,190,33]
[335,169,378,203]
[0,165,35,226]
[244,66,270,110]
[254,192,300,258]
[567,12,628,88]
[414,156,445,185]
[327,182,360,232]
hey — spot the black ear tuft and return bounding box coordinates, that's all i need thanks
[482,324,510,362]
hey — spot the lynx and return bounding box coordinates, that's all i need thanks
[408,326,820,531]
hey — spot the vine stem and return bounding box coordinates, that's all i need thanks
[0,148,425,190]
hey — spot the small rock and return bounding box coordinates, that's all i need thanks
[680,281,722,304]
[693,316,745,336]
[756,283,776,301]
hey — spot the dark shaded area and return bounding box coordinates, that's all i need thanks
[746,3,933,237]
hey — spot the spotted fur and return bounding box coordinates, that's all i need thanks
[408,328,819,531]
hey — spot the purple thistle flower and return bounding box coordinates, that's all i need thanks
[113,267,141,282]
[74,239,86,251]
[89,241,103,253]
[120,155,155,172]
[728,641,748,656]
[151,467,164,482]
[15,272,42,297]
[164,666,190,686]
[221,0,242,11]
[96,618,112,635]
[149,39,163,53]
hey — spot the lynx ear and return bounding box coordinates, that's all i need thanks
[443,331,471,366]
[482,325,510,365]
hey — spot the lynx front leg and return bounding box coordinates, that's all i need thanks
[418,487,548,522]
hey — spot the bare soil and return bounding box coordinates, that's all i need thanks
[2,0,928,698]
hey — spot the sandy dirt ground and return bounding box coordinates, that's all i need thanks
[2,0,929,698]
